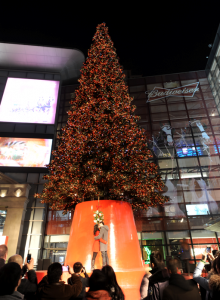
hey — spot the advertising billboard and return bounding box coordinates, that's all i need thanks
[186,204,209,216]
[0,137,52,167]
[0,78,59,124]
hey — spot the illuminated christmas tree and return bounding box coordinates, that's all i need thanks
[35,23,169,213]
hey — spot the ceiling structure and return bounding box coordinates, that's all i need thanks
[0,43,85,82]
[204,217,220,232]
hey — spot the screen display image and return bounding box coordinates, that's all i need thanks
[0,78,59,124]
[186,204,209,216]
[0,137,52,167]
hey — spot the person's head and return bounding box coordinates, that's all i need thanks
[150,251,164,270]
[102,265,117,286]
[0,244,8,260]
[89,269,108,291]
[73,262,83,274]
[213,255,220,274]
[8,255,23,268]
[181,239,189,249]
[94,224,99,235]
[47,262,62,284]
[102,265,124,297]
[167,258,180,275]
[0,262,21,295]
[99,221,104,227]
[213,250,220,258]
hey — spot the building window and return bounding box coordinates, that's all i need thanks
[0,210,7,235]
[43,235,69,265]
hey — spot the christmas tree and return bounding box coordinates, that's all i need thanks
[35,23,169,213]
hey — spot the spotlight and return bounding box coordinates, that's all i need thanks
[0,190,7,197]
[15,189,22,197]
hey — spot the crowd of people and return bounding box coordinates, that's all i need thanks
[140,249,220,300]
[0,244,124,300]
[1,243,220,300]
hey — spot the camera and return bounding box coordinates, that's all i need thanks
[206,246,211,253]
[27,253,31,264]
[62,266,69,272]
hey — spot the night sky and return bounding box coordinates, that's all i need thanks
[0,3,219,77]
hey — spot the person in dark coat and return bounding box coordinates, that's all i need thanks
[67,262,89,299]
[209,272,220,300]
[140,250,166,299]
[102,265,124,300]
[0,244,8,269]
[0,262,23,300]
[37,262,82,300]
[163,258,201,300]
[180,239,191,275]
[8,255,37,300]
[84,269,111,300]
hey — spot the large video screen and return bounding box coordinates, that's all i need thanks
[0,137,52,167]
[186,204,209,216]
[0,78,59,124]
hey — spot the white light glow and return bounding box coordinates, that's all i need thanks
[0,78,59,124]
[110,222,116,263]
[193,247,206,257]
[182,147,188,154]
[85,254,92,271]
[15,189,22,197]
[0,190,7,197]
[186,204,209,216]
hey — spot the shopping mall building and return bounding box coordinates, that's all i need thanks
[0,24,220,268]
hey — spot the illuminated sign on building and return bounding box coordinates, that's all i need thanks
[0,137,52,167]
[0,78,59,124]
[146,82,200,102]
[143,246,151,264]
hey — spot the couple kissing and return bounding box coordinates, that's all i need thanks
[91,221,109,270]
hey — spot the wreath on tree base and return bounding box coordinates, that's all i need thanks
[93,210,104,224]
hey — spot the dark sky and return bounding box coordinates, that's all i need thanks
[0,3,219,77]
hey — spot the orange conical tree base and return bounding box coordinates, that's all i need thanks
[65,200,145,300]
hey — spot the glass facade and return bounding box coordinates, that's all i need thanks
[43,211,72,264]
[9,172,48,265]
[43,85,77,262]
[206,24,220,115]
[44,71,220,266]
[129,70,220,265]
[0,70,61,266]
[43,234,70,265]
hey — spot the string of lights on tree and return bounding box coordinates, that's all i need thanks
[35,23,169,213]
